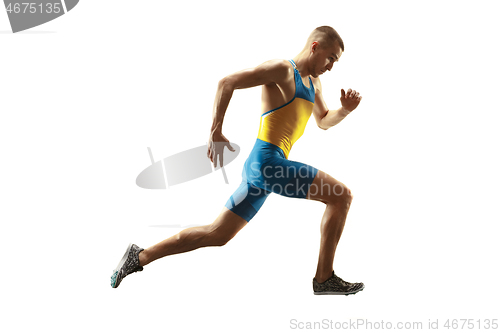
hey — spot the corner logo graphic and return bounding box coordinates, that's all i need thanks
[136,144,240,189]
[3,0,79,33]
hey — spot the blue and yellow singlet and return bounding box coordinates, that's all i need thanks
[257,59,316,159]
[225,60,319,222]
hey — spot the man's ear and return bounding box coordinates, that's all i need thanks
[311,41,320,53]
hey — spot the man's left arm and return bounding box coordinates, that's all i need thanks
[312,78,362,130]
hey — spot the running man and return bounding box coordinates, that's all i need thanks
[111,26,364,295]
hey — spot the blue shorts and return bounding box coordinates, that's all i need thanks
[225,138,318,222]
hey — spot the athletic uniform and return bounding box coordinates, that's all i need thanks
[112,58,365,296]
[225,60,319,221]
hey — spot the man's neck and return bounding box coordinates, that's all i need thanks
[292,51,311,77]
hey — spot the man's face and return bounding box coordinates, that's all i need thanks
[310,40,342,78]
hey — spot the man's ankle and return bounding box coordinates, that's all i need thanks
[138,250,147,267]
[315,275,329,284]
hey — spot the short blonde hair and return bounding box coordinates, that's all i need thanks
[307,26,344,51]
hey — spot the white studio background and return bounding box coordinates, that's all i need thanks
[1,0,499,332]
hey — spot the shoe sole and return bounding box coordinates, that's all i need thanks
[111,243,133,288]
[314,285,365,296]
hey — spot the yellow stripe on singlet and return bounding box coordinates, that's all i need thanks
[257,97,314,159]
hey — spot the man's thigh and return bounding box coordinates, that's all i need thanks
[306,170,351,204]
[225,181,271,222]
[256,158,319,199]
[209,207,249,239]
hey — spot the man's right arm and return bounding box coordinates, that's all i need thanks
[210,59,290,133]
[208,59,290,167]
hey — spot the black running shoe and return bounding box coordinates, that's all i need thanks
[110,244,144,288]
[313,271,364,295]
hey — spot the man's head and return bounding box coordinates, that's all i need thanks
[305,26,344,78]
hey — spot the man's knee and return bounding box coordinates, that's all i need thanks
[207,223,237,247]
[211,236,231,247]
[328,184,353,207]
[209,230,232,247]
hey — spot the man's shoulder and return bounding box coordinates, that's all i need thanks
[258,59,294,83]
[261,59,293,71]
[267,58,293,66]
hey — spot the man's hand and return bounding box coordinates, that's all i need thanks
[207,130,235,168]
[340,88,362,113]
